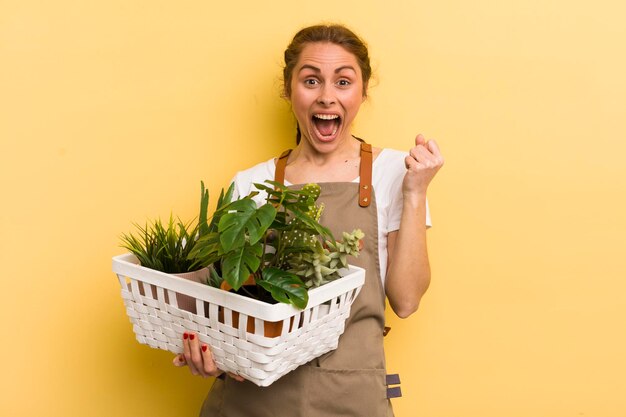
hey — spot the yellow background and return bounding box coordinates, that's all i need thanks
[2,1,625,416]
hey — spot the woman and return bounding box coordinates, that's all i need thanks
[175,24,444,416]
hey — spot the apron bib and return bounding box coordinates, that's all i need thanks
[201,143,394,417]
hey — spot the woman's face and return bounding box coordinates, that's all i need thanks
[289,42,365,154]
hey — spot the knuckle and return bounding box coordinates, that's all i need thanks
[192,355,203,367]
[204,361,218,374]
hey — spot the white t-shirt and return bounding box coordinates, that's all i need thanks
[230,148,431,284]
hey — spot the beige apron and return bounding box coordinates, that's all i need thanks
[201,143,395,417]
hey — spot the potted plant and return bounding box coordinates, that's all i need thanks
[113,181,366,386]
[189,181,364,310]
[119,182,217,313]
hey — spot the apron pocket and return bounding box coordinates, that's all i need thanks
[304,366,389,417]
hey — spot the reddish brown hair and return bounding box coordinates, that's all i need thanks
[282,24,372,98]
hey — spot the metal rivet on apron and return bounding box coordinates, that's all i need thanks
[362,185,369,189]
[362,197,368,203]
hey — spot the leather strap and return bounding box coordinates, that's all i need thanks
[274,143,373,208]
[358,142,372,207]
[275,149,292,186]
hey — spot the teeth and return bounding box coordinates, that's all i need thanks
[314,114,339,120]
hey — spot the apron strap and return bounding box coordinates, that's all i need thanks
[358,142,372,207]
[275,149,292,186]
[274,142,373,208]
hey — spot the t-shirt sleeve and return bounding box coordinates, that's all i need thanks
[230,173,244,201]
[228,159,276,206]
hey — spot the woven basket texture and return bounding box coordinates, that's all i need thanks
[113,253,365,387]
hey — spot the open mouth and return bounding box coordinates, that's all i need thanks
[312,114,341,139]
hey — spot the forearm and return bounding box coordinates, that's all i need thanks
[385,193,431,318]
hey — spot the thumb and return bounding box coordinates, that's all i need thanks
[415,134,426,146]
[173,354,187,367]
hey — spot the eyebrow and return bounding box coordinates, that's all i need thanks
[298,64,357,74]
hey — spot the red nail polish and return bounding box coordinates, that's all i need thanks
[202,345,208,352]
[189,334,195,341]
[183,333,188,340]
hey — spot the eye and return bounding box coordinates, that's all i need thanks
[304,78,319,86]
[337,79,351,87]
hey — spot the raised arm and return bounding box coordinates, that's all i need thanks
[385,134,444,318]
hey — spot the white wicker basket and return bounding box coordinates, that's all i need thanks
[112,253,365,387]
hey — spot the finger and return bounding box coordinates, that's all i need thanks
[415,133,426,147]
[188,333,207,377]
[172,354,187,367]
[183,332,199,376]
[409,146,437,165]
[228,372,245,382]
[426,139,443,159]
[200,344,222,377]
[424,141,444,168]
[405,155,419,171]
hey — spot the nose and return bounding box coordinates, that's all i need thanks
[317,85,336,106]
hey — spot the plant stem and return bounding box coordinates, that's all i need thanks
[240,285,256,299]
[262,231,268,271]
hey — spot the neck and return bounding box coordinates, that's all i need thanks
[292,135,361,165]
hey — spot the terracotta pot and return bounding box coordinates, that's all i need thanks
[219,277,291,338]
[219,275,256,292]
[218,309,288,338]
[132,267,210,314]
[173,268,210,313]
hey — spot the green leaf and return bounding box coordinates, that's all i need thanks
[120,215,201,273]
[188,232,221,265]
[208,265,224,288]
[222,243,263,290]
[288,206,334,241]
[198,181,210,236]
[208,183,235,233]
[257,267,309,309]
[252,181,283,194]
[218,200,276,252]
